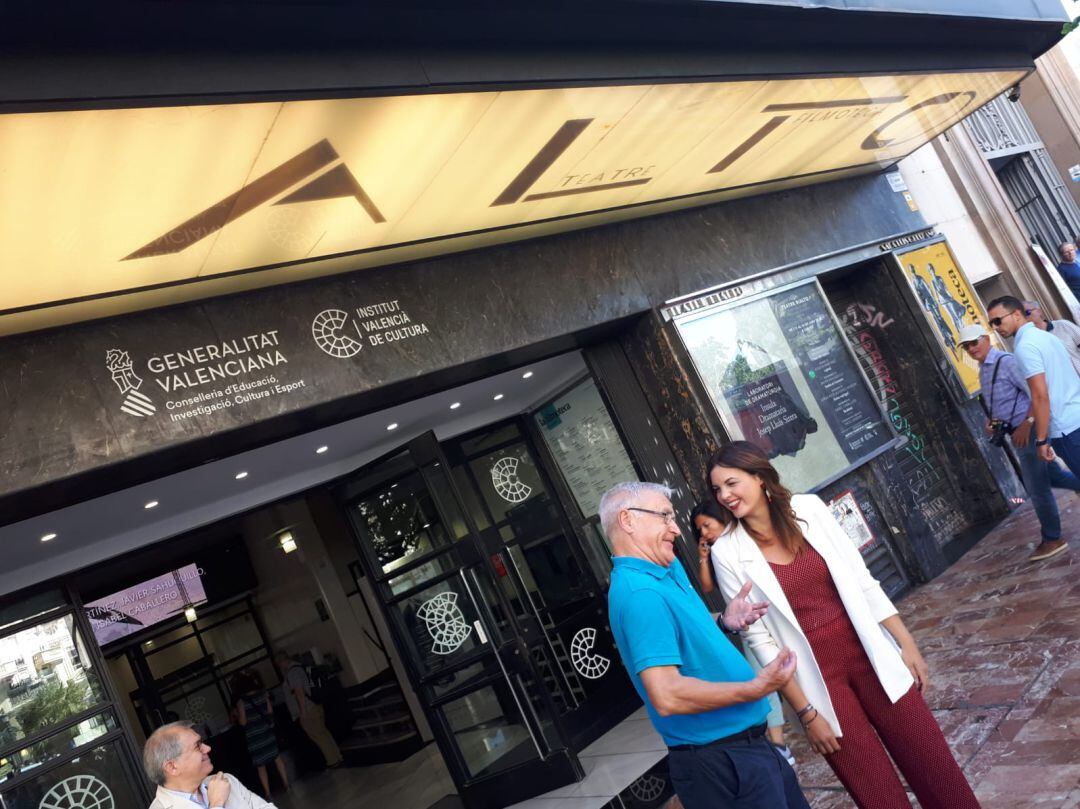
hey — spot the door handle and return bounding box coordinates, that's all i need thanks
[459,570,546,759]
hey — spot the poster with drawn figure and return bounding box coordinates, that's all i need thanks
[895,241,991,396]
[828,490,876,553]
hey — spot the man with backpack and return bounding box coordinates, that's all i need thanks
[274,651,343,768]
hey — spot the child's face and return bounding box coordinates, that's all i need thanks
[694,514,725,545]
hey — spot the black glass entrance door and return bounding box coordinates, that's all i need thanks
[442,420,639,748]
[334,432,583,809]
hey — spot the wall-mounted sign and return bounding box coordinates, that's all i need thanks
[0,68,1025,335]
[85,564,207,646]
[535,378,639,519]
[674,279,895,492]
[828,490,877,553]
[893,240,993,396]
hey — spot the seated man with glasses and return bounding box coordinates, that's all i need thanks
[144,721,277,809]
[602,481,807,809]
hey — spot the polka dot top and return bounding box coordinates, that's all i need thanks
[768,544,846,633]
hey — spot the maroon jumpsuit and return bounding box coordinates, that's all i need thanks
[769,546,980,809]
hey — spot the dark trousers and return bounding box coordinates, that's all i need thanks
[668,731,809,809]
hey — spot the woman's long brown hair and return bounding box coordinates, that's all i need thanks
[705,441,807,555]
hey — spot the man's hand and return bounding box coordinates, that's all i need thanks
[721,581,769,632]
[752,647,796,698]
[1012,420,1032,448]
[983,419,994,437]
[206,772,230,808]
[1038,443,1056,462]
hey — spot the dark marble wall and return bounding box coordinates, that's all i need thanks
[0,172,921,519]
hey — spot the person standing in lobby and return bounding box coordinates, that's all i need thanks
[708,442,980,809]
[960,323,1079,561]
[274,651,343,769]
[988,295,1080,483]
[603,481,810,809]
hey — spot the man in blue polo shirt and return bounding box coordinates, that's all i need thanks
[989,295,1080,486]
[602,481,806,809]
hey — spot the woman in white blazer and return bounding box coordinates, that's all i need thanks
[707,442,979,809]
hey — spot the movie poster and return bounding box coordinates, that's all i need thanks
[676,280,893,492]
[894,241,993,396]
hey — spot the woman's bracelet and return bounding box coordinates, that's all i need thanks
[800,709,819,727]
[795,703,815,719]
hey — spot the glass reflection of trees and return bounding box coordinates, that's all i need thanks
[357,476,442,573]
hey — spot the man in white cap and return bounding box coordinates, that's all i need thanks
[960,323,1079,561]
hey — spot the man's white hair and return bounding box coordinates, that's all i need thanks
[143,720,195,786]
[599,481,674,536]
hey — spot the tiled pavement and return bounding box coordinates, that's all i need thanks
[799,491,1080,808]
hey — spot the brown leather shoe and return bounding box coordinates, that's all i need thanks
[1029,539,1069,562]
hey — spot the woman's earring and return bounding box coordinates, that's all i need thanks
[763,484,772,504]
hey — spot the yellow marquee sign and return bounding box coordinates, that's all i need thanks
[0,68,1025,334]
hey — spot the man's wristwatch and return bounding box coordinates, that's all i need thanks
[1025,416,1035,425]
[1035,438,1050,446]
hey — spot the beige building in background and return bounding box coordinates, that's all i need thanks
[899,21,1080,319]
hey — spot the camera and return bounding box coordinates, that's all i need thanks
[989,419,1014,448]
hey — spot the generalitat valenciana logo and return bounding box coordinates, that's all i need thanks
[106,348,157,417]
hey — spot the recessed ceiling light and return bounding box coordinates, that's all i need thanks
[235,471,249,480]
[493,393,504,401]
[316,445,329,454]
[144,500,159,510]
[387,423,399,431]
[522,371,534,379]
[40,533,57,543]
[450,402,461,410]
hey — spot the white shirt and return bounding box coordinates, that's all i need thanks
[149,774,276,809]
[710,494,913,737]
[1048,319,1080,379]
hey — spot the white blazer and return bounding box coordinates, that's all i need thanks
[710,493,913,736]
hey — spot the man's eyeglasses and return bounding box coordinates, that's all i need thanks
[627,507,677,524]
[988,316,1006,327]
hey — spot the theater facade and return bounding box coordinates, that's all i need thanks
[0,2,1066,807]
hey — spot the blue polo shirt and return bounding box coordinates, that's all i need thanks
[1013,321,1080,438]
[608,556,768,747]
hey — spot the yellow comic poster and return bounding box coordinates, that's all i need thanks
[894,241,992,396]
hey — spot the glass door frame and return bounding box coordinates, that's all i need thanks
[0,584,150,806]
[333,431,583,809]
[442,413,641,749]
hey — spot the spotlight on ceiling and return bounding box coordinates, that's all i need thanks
[493,393,504,401]
[522,371,534,379]
[40,533,57,543]
[387,423,399,431]
[235,471,249,480]
[450,402,461,410]
[144,500,159,510]
[316,445,329,454]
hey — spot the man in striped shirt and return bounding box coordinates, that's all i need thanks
[960,324,1080,562]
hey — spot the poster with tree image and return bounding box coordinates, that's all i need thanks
[675,280,894,492]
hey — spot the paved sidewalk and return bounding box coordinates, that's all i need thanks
[796,491,1080,808]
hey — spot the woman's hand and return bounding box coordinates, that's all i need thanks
[803,713,841,755]
[901,643,930,692]
[698,538,710,561]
